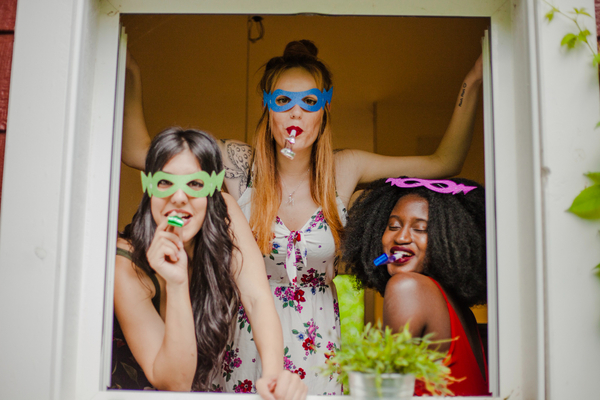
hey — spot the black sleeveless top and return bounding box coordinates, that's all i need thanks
[110,248,161,390]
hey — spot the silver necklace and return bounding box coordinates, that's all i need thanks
[281,169,310,206]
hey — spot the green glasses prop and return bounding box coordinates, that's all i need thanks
[141,170,225,198]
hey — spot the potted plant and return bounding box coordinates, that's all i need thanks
[321,322,455,399]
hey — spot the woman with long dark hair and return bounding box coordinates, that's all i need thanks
[342,177,489,396]
[121,40,483,394]
[111,127,306,398]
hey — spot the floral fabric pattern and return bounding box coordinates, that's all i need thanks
[231,189,348,395]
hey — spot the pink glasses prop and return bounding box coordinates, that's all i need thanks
[386,177,477,195]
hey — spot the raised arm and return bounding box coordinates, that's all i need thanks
[122,52,251,200]
[224,193,307,400]
[121,52,152,170]
[336,55,483,199]
[114,223,196,391]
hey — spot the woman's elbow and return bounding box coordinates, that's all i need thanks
[149,367,195,392]
[445,164,463,178]
[153,377,193,392]
[431,156,463,178]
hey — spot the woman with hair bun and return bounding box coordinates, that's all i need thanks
[112,128,306,399]
[122,40,483,395]
[342,177,489,396]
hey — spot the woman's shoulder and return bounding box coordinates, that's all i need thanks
[116,237,133,253]
[333,149,367,202]
[222,191,242,212]
[218,139,252,162]
[115,239,156,298]
[385,273,443,302]
[218,139,252,200]
[383,273,448,336]
[333,148,359,164]
[221,192,252,235]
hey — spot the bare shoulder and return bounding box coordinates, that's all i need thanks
[333,149,365,202]
[218,139,252,200]
[219,139,252,166]
[222,192,252,237]
[116,237,133,253]
[385,273,441,302]
[333,148,360,166]
[222,192,242,214]
[114,240,154,298]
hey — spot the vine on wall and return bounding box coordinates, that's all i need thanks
[544,2,600,275]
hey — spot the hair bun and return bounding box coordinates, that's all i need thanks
[283,40,318,58]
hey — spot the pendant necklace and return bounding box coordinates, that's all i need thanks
[281,169,310,206]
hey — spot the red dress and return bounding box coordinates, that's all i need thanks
[414,277,490,396]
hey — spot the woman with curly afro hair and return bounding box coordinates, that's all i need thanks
[342,177,489,396]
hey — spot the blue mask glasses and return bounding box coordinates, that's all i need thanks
[262,87,333,112]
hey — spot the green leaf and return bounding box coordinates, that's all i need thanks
[578,29,591,43]
[568,184,600,219]
[545,10,555,22]
[574,7,592,17]
[594,263,600,279]
[595,120,600,129]
[585,172,600,184]
[318,322,454,395]
[561,33,578,48]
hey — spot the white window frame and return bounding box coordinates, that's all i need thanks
[0,1,549,399]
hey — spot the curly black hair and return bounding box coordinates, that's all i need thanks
[342,177,487,307]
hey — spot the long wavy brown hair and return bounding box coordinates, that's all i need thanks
[121,128,240,390]
[250,40,343,254]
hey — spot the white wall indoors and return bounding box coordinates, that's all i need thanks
[0,1,599,400]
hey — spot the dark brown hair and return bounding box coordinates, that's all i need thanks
[121,128,240,390]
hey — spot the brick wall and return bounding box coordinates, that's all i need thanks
[597,0,600,46]
[0,0,16,211]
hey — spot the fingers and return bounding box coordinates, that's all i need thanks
[255,377,276,400]
[469,53,483,82]
[270,370,307,400]
[147,218,185,270]
[158,217,184,248]
[147,232,182,264]
[126,50,140,73]
[172,223,184,244]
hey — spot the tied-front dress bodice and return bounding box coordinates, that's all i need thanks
[212,187,346,395]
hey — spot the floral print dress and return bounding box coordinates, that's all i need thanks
[212,188,347,395]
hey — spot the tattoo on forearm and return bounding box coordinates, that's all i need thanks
[224,142,251,195]
[458,82,467,107]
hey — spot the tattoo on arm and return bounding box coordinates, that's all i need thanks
[224,142,251,196]
[458,82,467,107]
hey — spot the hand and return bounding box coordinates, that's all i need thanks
[256,370,308,400]
[465,53,483,85]
[126,50,140,75]
[146,218,188,286]
[125,51,142,96]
